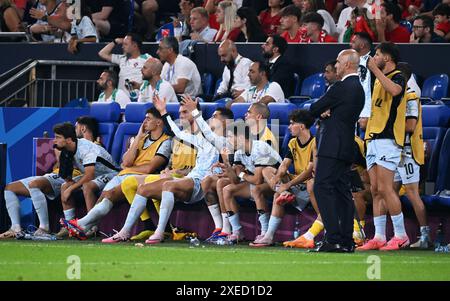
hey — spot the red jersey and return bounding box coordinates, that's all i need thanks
[281,28,304,43]
[385,25,410,43]
[400,0,422,19]
[300,30,337,43]
[13,0,27,10]
[259,9,281,36]
[436,21,450,35]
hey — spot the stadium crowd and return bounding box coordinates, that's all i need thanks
[0,0,449,253]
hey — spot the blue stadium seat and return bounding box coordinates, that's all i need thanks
[111,103,152,162]
[64,97,89,108]
[421,74,449,101]
[215,79,222,94]
[200,102,225,120]
[421,105,450,192]
[300,73,326,99]
[166,103,180,119]
[298,98,318,109]
[90,102,121,152]
[268,103,297,125]
[400,20,413,33]
[201,73,215,96]
[230,103,251,120]
[288,96,312,106]
[435,129,450,207]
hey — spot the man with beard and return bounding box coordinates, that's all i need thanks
[261,34,295,97]
[214,39,252,101]
[137,58,178,103]
[96,70,131,109]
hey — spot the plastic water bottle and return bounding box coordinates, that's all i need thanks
[293,216,300,239]
[189,237,200,248]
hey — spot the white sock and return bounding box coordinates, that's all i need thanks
[265,216,282,240]
[122,194,148,235]
[155,191,175,234]
[258,212,270,235]
[4,190,21,231]
[208,204,222,230]
[374,215,387,241]
[63,208,76,221]
[391,213,407,237]
[78,198,113,229]
[29,188,49,231]
[303,231,315,241]
[420,226,430,236]
[228,212,242,234]
[221,213,231,234]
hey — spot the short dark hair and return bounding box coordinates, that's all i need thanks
[289,109,315,129]
[146,107,162,120]
[162,36,179,55]
[433,3,450,17]
[382,1,402,24]
[280,4,302,21]
[126,32,143,52]
[353,31,373,48]
[76,116,99,140]
[103,69,118,88]
[376,42,400,65]
[396,62,412,81]
[271,35,287,55]
[254,60,271,80]
[301,12,324,28]
[215,107,234,120]
[53,122,77,142]
[413,15,434,31]
[325,60,337,72]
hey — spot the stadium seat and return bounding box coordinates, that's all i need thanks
[300,73,326,99]
[90,102,121,152]
[288,96,312,106]
[421,74,449,102]
[215,79,222,94]
[199,102,225,120]
[111,103,152,162]
[166,103,180,119]
[64,97,89,108]
[201,73,215,96]
[230,103,251,120]
[268,103,297,125]
[298,98,318,109]
[400,20,413,33]
[293,73,301,96]
[435,129,450,207]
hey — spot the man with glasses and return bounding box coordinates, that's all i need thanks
[410,15,446,43]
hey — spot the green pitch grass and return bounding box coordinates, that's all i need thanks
[0,240,449,281]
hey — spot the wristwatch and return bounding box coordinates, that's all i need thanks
[238,172,246,181]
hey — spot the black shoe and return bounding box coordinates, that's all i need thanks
[308,241,345,253]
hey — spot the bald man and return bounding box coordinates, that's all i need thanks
[138,58,178,103]
[308,49,365,253]
[214,39,252,100]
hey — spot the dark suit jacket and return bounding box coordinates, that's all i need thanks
[269,55,296,97]
[310,75,365,163]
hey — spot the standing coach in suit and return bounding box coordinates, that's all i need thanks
[309,49,365,252]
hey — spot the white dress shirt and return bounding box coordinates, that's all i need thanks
[216,55,253,95]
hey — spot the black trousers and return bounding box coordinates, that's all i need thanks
[313,156,354,246]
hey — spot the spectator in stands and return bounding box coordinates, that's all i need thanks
[96,69,131,109]
[233,6,267,42]
[213,0,240,42]
[342,6,376,42]
[258,0,285,36]
[297,0,338,37]
[399,0,422,20]
[29,0,66,42]
[0,0,22,32]
[375,1,410,43]
[324,60,338,87]
[261,34,296,97]
[228,60,285,108]
[189,6,218,42]
[141,0,181,41]
[350,31,373,130]
[336,0,371,43]
[215,39,252,100]
[138,57,178,103]
[300,12,337,42]
[410,15,446,43]
[157,36,202,97]
[433,3,450,41]
[67,0,98,54]
[279,4,303,43]
[98,33,151,97]
[88,0,129,40]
